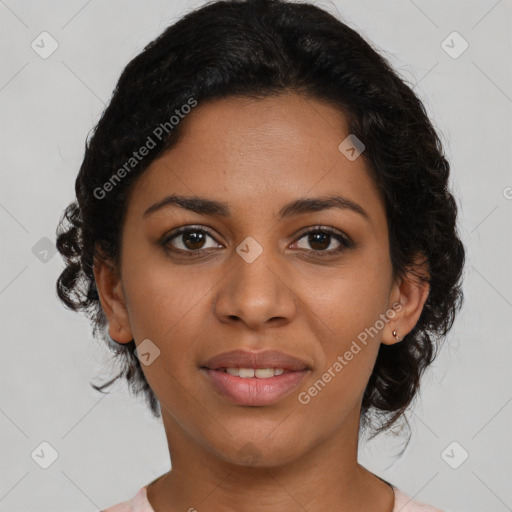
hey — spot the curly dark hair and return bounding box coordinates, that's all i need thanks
[55,0,465,438]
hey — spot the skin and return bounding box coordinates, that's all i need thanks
[94,92,429,512]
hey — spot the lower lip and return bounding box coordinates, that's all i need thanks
[201,368,309,406]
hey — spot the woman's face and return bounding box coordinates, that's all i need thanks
[97,92,423,467]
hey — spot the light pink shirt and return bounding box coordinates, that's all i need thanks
[102,484,446,511]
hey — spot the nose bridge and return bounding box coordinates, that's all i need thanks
[214,234,296,328]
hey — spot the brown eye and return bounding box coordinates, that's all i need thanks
[293,227,352,255]
[304,231,333,251]
[180,230,207,250]
[160,224,352,258]
[162,226,221,253]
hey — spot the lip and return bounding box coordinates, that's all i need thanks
[200,349,312,406]
[200,368,310,406]
[201,349,311,372]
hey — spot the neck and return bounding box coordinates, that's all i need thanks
[146,406,395,512]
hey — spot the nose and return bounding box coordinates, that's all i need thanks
[213,242,298,331]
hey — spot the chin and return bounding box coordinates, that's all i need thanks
[210,433,309,469]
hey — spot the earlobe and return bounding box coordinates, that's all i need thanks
[391,328,402,343]
[383,256,430,346]
[93,252,133,344]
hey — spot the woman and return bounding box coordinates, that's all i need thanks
[55,0,465,510]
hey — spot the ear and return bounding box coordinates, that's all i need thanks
[93,248,133,344]
[382,253,430,346]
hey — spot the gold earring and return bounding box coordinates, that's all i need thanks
[392,329,401,342]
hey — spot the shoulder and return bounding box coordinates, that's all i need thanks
[102,483,446,512]
[102,486,154,512]
[392,486,446,512]
[101,499,131,512]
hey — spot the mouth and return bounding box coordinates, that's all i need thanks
[200,349,311,406]
[213,367,289,377]
[201,349,311,372]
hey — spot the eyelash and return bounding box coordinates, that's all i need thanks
[160,225,353,257]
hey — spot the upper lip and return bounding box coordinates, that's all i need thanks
[201,349,311,371]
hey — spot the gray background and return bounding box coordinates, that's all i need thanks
[1,0,511,511]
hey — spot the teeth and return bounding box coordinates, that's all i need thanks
[225,367,285,378]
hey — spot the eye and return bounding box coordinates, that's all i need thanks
[160,224,353,257]
[161,225,221,254]
[292,226,352,255]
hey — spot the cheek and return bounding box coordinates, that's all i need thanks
[121,256,220,398]
[310,262,391,345]
[122,247,213,343]
[299,282,384,420]
[300,254,390,399]
[296,350,377,438]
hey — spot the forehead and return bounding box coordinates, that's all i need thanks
[126,93,386,232]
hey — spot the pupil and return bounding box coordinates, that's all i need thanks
[184,231,205,250]
[310,232,329,250]
[181,231,331,251]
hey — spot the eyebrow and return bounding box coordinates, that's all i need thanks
[143,193,370,222]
